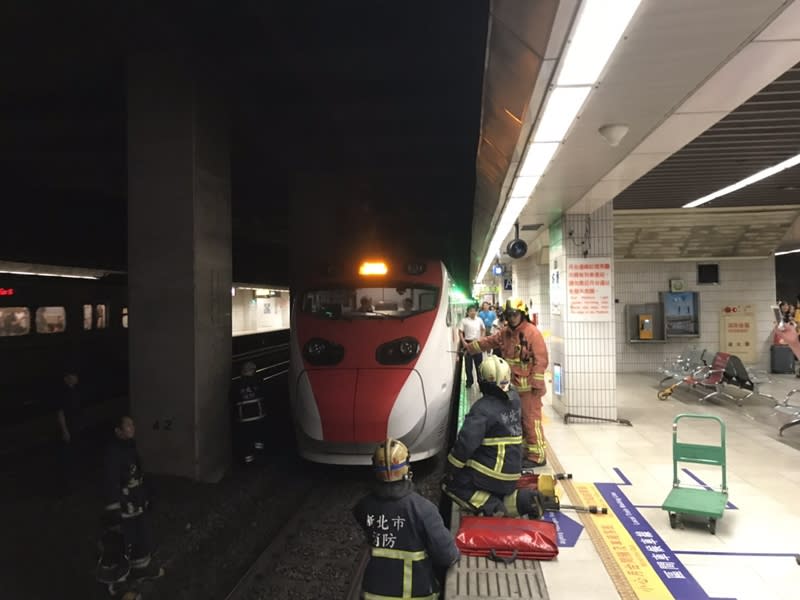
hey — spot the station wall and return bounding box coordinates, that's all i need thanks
[231,289,290,335]
[614,258,776,373]
[509,244,776,376]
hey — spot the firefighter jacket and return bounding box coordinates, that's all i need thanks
[447,383,523,496]
[232,376,266,423]
[353,480,460,600]
[469,320,548,394]
[104,438,148,521]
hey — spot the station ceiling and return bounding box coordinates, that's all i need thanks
[5,1,800,288]
[486,0,800,272]
[0,1,488,286]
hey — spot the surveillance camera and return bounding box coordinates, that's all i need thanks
[506,238,528,260]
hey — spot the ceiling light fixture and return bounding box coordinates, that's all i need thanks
[533,86,592,143]
[519,142,561,177]
[775,247,800,256]
[556,0,643,86]
[684,152,800,208]
[475,0,642,282]
[0,269,99,280]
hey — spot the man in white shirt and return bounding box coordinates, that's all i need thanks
[460,305,485,387]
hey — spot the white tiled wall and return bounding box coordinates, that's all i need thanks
[510,203,619,420]
[615,258,776,373]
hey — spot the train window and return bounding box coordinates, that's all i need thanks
[83,305,93,330]
[35,306,66,334]
[122,307,128,328]
[96,304,107,329]
[300,285,439,320]
[0,307,30,336]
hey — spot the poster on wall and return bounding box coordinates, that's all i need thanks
[719,305,757,363]
[566,258,613,322]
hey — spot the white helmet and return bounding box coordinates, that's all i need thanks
[480,355,511,391]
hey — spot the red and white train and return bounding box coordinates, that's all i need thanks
[289,258,466,464]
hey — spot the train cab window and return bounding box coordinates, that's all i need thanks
[96,304,107,329]
[83,305,93,330]
[0,307,30,336]
[35,306,66,334]
[301,285,439,320]
[122,307,128,328]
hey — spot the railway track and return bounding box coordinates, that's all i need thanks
[223,471,371,600]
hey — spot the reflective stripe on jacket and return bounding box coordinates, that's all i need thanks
[447,386,523,496]
[470,321,548,392]
[353,481,459,599]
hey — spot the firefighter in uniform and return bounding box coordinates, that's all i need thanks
[353,438,460,600]
[441,355,544,518]
[98,416,163,585]
[467,298,549,468]
[231,361,267,464]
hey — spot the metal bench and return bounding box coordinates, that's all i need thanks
[776,389,800,436]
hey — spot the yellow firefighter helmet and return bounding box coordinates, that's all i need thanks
[504,297,529,318]
[480,355,511,391]
[372,438,410,482]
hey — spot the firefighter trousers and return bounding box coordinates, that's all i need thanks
[520,390,546,463]
[443,480,542,518]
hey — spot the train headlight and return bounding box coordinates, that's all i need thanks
[302,338,345,366]
[376,337,420,365]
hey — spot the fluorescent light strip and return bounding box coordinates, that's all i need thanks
[684,152,800,207]
[533,86,592,143]
[557,0,643,86]
[476,0,642,282]
[519,142,560,177]
[476,191,537,281]
[775,248,800,256]
[0,269,99,280]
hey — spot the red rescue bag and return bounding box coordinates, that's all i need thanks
[455,516,559,561]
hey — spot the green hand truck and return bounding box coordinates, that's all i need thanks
[661,414,728,534]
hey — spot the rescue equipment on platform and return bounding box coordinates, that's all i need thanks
[455,516,559,561]
[516,471,608,514]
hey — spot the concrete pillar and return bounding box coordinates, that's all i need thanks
[548,202,617,421]
[127,45,232,481]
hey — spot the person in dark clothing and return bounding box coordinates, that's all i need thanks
[231,361,267,464]
[97,416,163,585]
[442,355,544,519]
[55,372,82,493]
[353,438,459,600]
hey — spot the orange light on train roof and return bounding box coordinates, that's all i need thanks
[358,261,388,276]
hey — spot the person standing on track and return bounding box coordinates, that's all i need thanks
[98,416,164,585]
[353,438,459,600]
[231,361,268,464]
[466,298,549,469]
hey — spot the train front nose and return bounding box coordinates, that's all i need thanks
[299,368,425,443]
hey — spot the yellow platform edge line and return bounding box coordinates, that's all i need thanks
[546,444,674,600]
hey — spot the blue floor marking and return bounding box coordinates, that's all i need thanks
[674,550,800,559]
[682,468,737,509]
[613,466,632,486]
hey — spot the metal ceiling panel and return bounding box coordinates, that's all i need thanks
[614,207,799,259]
[614,62,800,210]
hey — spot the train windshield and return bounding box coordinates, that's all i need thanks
[300,285,439,320]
